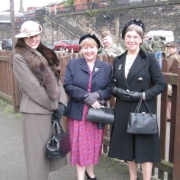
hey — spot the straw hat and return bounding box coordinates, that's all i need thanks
[15,21,42,38]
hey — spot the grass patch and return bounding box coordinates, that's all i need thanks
[0,100,22,119]
[3,105,14,113]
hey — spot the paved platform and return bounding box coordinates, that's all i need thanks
[0,101,149,180]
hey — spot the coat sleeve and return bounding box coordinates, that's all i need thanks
[13,54,58,110]
[97,63,113,100]
[63,60,88,101]
[58,79,67,107]
[144,53,167,100]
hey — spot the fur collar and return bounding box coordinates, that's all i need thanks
[15,39,60,100]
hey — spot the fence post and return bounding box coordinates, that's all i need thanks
[10,53,20,112]
[173,66,180,180]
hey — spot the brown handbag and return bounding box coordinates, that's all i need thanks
[127,98,157,134]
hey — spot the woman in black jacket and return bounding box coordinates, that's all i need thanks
[108,19,166,180]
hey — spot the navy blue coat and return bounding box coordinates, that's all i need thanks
[63,58,112,120]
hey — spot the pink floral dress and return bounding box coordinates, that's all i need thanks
[68,68,103,166]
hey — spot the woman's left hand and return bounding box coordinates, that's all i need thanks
[128,91,143,101]
[91,101,101,109]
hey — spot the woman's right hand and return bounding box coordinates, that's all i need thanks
[83,92,100,106]
[91,101,101,109]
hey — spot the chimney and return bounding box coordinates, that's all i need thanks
[19,0,24,13]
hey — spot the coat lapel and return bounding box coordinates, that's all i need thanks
[114,54,129,88]
[92,60,102,77]
[127,53,146,83]
[114,49,147,88]
[79,58,102,77]
[79,58,89,73]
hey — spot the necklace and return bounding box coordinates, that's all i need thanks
[125,55,136,78]
[126,54,137,60]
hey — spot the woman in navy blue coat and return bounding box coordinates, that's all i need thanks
[64,33,112,180]
[108,20,166,180]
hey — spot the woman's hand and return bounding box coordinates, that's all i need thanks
[128,91,143,101]
[83,92,100,106]
[91,101,101,109]
[52,103,66,124]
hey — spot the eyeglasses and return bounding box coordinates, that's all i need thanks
[125,35,141,41]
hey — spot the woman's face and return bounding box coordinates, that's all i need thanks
[81,45,98,61]
[24,34,41,49]
[124,30,142,52]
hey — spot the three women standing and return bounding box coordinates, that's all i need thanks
[63,33,112,180]
[108,19,166,180]
[13,19,167,180]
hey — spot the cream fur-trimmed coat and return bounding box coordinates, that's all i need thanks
[13,40,67,180]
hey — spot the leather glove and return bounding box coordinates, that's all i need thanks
[83,92,100,106]
[52,103,66,124]
[112,86,131,102]
[128,91,143,102]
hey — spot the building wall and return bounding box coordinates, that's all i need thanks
[41,2,180,44]
[1,2,180,45]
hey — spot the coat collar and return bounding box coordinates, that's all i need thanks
[79,58,102,76]
[114,48,147,88]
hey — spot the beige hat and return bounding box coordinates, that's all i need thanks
[15,21,42,38]
[166,41,179,48]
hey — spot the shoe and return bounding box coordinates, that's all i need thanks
[85,171,97,180]
[167,118,171,122]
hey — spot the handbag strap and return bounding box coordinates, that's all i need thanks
[54,121,66,135]
[143,100,153,116]
[50,121,57,137]
[134,98,153,116]
[134,97,143,113]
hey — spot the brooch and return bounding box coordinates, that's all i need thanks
[95,68,100,72]
[138,77,143,81]
[118,64,122,70]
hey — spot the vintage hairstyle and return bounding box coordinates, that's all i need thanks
[79,38,99,48]
[79,33,101,48]
[124,24,145,40]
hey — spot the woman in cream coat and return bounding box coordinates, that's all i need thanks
[13,21,67,180]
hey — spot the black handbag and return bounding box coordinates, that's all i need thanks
[86,106,114,124]
[127,98,157,134]
[46,121,70,159]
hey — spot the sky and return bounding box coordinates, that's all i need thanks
[0,0,61,12]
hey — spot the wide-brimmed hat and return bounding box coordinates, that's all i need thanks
[79,33,101,48]
[122,19,145,39]
[166,41,179,48]
[15,21,42,38]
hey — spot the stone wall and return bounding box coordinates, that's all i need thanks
[1,1,180,46]
[41,2,180,45]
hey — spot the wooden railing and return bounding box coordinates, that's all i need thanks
[0,51,14,104]
[57,53,180,180]
[1,50,180,179]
